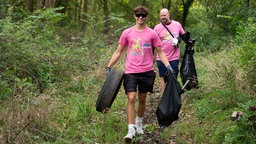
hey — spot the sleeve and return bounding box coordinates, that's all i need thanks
[118,30,128,47]
[179,23,185,36]
[153,24,160,34]
[152,31,162,48]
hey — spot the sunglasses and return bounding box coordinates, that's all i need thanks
[135,13,147,18]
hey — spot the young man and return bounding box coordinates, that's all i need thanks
[105,6,173,141]
[154,8,186,93]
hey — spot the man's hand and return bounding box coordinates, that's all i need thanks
[165,64,177,82]
[166,64,174,74]
[105,67,111,75]
[172,38,178,46]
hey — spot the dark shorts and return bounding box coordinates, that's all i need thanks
[123,70,156,94]
[156,60,179,78]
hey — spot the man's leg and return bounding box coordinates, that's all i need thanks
[137,92,147,117]
[124,92,136,140]
[156,60,168,94]
[127,92,137,124]
[159,60,179,93]
[170,60,179,78]
[160,77,165,93]
[135,92,147,135]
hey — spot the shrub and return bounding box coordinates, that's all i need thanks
[0,7,66,98]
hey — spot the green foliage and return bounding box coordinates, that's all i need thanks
[223,100,256,144]
[0,8,66,98]
[82,12,133,46]
[185,5,231,52]
[0,1,29,21]
[186,0,256,53]
[174,44,255,143]
[232,17,256,92]
[235,18,256,66]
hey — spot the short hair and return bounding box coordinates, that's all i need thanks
[133,6,148,15]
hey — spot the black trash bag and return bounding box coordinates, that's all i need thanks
[96,68,124,113]
[156,70,184,128]
[180,32,199,90]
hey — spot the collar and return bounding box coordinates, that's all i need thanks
[165,20,172,25]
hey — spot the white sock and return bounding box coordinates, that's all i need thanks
[128,124,135,129]
[136,116,143,122]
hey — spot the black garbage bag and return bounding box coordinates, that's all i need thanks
[180,32,199,90]
[156,70,184,128]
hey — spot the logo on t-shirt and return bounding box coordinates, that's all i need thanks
[142,42,151,49]
[163,31,172,42]
[130,37,144,56]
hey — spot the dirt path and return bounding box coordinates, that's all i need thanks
[133,87,179,144]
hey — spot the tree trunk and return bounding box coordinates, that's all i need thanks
[246,0,250,7]
[44,0,56,8]
[82,0,88,34]
[161,0,172,9]
[37,0,56,9]
[102,0,110,35]
[181,0,194,28]
[76,0,81,29]
[167,0,171,10]
[37,0,44,9]
[28,0,33,12]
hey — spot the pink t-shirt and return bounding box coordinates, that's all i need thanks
[154,20,185,61]
[119,26,162,74]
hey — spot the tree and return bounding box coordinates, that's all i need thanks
[161,0,172,10]
[28,0,33,12]
[181,0,194,27]
[37,0,56,9]
[102,0,110,35]
[82,0,88,34]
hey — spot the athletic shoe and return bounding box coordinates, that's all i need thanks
[124,127,135,141]
[135,119,144,135]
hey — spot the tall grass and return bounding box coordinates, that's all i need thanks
[174,47,255,144]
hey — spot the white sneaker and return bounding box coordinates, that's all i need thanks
[123,127,135,141]
[135,120,144,135]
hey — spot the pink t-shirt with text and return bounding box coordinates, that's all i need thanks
[154,20,185,61]
[119,26,162,74]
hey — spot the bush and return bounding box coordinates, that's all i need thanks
[0,7,68,98]
[233,17,256,93]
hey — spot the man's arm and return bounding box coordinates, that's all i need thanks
[179,32,190,43]
[107,44,125,68]
[155,46,174,73]
[155,46,170,67]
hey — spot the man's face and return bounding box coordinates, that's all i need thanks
[160,11,170,23]
[135,13,147,25]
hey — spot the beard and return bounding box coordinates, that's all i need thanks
[161,18,168,24]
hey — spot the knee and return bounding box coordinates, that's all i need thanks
[128,97,136,104]
[138,95,146,103]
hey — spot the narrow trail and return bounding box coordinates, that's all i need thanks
[133,86,182,144]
